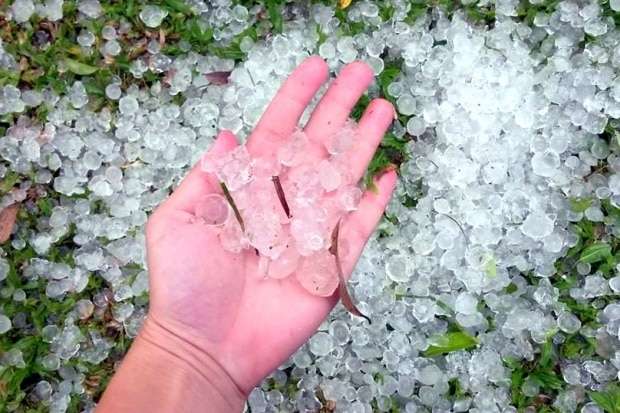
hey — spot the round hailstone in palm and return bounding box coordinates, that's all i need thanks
[195,194,229,226]
[216,146,253,191]
[339,185,363,211]
[318,159,342,192]
[219,219,248,253]
[252,156,281,179]
[268,244,300,279]
[277,129,309,167]
[325,119,356,155]
[233,178,273,211]
[245,209,287,258]
[296,251,339,297]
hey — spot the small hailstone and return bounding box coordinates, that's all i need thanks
[319,42,336,60]
[68,81,88,109]
[140,5,168,28]
[418,364,442,385]
[118,95,139,115]
[521,212,555,240]
[12,289,26,302]
[609,276,620,293]
[531,152,560,177]
[309,332,334,356]
[406,116,426,136]
[611,0,620,11]
[267,245,299,279]
[385,254,410,282]
[49,207,69,228]
[277,129,309,167]
[102,40,122,56]
[21,90,43,107]
[557,311,581,334]
[455,292,478,315]
[75,299,94,320]
[296,252,339,297]
[194,194,229,226]
[3,348,25,367]
[11,0,35,23]
[40,354,60,370]
[78,0,102,18]
[77,30,96,47]
[339,186,362,211]
[101,25,117,40]
[105,83,122,100]
[318,160,342,192]
[231,4,249,22]
[0,258,9,282]
[325,121,356,156]
[0,314,12,334]
[35,380,53,401]
[411,299,437,323]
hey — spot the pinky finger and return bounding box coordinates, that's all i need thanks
[340,169,398,277]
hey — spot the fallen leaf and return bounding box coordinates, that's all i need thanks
[329,220,370,323]
[579,242,612,264]
[0,203,19,243]
[205,71,232,85]
[423,331,478,357]
[64,58,99,75]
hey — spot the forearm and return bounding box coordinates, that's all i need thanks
[96,317,246,413]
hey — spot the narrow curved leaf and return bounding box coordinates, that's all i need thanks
[64,58,98,75]
[329,220,370,323]
[579,242,612,264]
[423,331,478,357]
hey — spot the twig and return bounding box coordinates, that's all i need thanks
[219,182,245,232]
[272,176,291,218]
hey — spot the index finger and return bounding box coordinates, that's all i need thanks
[246,56,328,157]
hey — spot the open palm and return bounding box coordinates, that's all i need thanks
[144,56,397,394]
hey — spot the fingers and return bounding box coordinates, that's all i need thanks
[304,61,374,148]
[164,130,239,213]
[246,56,329,157]
[347,98,395,181]
[340,170,398,276]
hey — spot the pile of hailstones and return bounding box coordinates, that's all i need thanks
[199,121,362,296]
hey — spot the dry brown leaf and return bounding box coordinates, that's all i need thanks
[205,71,232,85]
[329,220,371,323]
[0,203,19,243]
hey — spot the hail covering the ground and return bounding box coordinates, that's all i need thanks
[1,0,620,412]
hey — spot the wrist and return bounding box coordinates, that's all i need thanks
[135,316,247,412]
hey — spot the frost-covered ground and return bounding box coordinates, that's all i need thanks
[1,0,620,412]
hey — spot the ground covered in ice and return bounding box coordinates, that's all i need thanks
[1,0,620,412]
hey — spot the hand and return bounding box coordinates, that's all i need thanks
[144,56,397,395]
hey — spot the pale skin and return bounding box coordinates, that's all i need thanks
[97,56,397,412]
